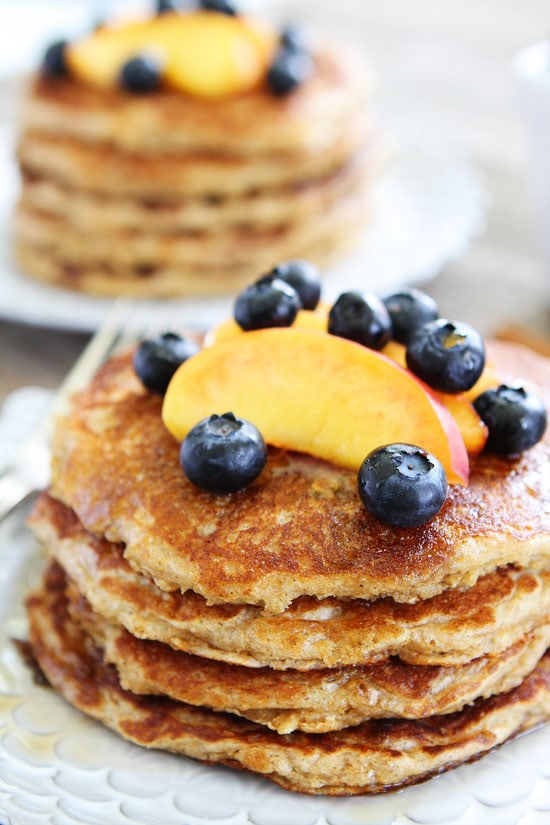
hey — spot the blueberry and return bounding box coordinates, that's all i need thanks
[199,0,238,15]
[358,443,448,528]
[180,412,267,494]
[267,48,313,95]
[406,319,485,393]
[473,385,547,455]
[133,332,199,394]
[234,277,301,330]
[42,40,69,77]
[382,288,439,346]
[119,56,162,94]
[279,23,310,52]
[328,291,391,350]
[265,259,321,310]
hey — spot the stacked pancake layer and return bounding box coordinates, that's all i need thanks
[26,341,550,795]
[14,46,377,297]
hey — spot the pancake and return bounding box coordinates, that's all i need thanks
[26,561,550,796]
[48,340,550,613]
[64,567,550,734]
[14,152,376,295]
[17,117,371,198]
[29,492,550,670]
[14,36,379,297]
[23,335,550,793]
[13,204,366,298]
[19,46,371,156]
[18,147,375,233]
[13,180,368,277]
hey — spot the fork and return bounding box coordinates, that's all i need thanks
[0,298,170,524]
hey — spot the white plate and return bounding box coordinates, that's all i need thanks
[0,125,488,332]
[0,389,549,825]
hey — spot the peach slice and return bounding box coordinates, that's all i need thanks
[67,20,156,89]
[161,14,275,97]
[205,313,492,456]
[381,341,490,455]
[67,12,276,96]
[204,305,329,346]
[163,328,469,484]
[464,362,500,401]
[439,395,487,455]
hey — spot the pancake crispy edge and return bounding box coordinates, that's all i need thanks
[26,562,550,796]
[29,492,550,670]
[63,565,550,734]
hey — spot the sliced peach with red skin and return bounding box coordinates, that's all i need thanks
[163,328,469,485]
[381,340,490,455]
[381,339,499,398]
[439,395,488,455]
[205,312,494,456]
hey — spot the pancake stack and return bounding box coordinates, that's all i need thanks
[13,9,378,298]
[25,338,550,795]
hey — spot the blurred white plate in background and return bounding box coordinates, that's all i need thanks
[0,124,488,331]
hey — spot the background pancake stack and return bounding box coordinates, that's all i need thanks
[13,35,379,298]
[25,340,550,795]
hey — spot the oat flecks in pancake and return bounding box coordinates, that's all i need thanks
[26,563,550,796]
[64,570,550,734]
[29,492,550,671]
[48,342,550,613]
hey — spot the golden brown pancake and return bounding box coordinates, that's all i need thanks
[19,47,371,156]
[29,492,550,671]
[13,182,369,298]
[23,338,550,794]
[13,219,364,299]
[26,562,550,796]
[14,44,379,297]
[18,149,374,233]
[48,341,550,613]
[64,569,550,734]
[17,119,371,198]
